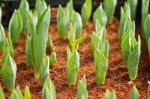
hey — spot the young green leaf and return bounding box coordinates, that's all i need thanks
[47,35,53,51]
[73,12,83,38]
[0,86,5,99]
[119,3,131,41]
[127,36,141,80]
[10,86,23,99]
[104,0,117,23]
[142,0,149,36]
[144,15,150,42]
[26,7,51,78]
[57,5,69,39]
[148,38,150,61]
[1,54,17,91]
[81,0,92,26]
[91,23,106,54]
[19,0,29,31]
[68,23,87,51]
[39,56,50,86]
[66,47,80,85]
[24,86,31,99]
[130,86,139,99]
[77,75,88,99]
[94,46,109,85]
[42,77,56,99]
[9,10,23,43]
[3,36,14,57]
[104,89,117,99]
[25,36,33,66]
[93,4,107,26]
[49,52,57,68]
[35,0,47,19]
[67,0,74,23]
[0,24,5,51]
[127,0,138,19]
[0,7,2,23]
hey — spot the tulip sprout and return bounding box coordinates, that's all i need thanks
[81,0,92,26]
[77,75,88,99]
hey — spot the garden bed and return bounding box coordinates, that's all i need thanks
[0,11,149,98]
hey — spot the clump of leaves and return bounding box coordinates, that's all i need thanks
[127,0,138,20]
[1,49,16,91]
[57,0,83,39]
[119,2,131,42]
[104,89,117,99]
[130,86,139,99]
[19,0,29,31]
[91,20,106,54]
[42,77,56,99]
[103,0,117,24]
[91,20,109,85]
[121,30,141,80]
[141,0,149,36]
[94,41,109,85]
[93,4,107,26]
[26,6,51,78]
[9,10,23,43]
[77,75,88,99]
[68,23,87,52]
[81,0,92,26]
[66,47,80,85]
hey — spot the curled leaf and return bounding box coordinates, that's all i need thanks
[1,54,17,91]
[42,77,56,99]
[144,15,150,42]
[94,49,108,85]
[66,48,80,85]
[127,0,138,19]
[10,86,23,99]
[81,0,92,26]
[57,5,69,39]
[47,35,53,51]
[93,4,107,26]
[19,0,29,31]
[9,10,23,43]
[50,52,57,67]
[104,0,117,23]
[0,7,1,23]
[77,75,88,99]
[39,56,50,86]
[24,86,31,99]
[104,89,117,99]
[130,86,139,99]
[141,0,149,35]
[0,24,5,51]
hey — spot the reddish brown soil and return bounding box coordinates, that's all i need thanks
[0,17,149,99]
